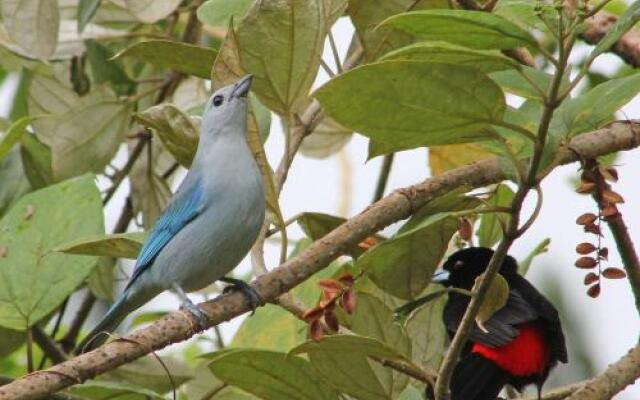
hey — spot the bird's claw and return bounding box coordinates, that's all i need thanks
[220,277,263,315]
[179,298,208,330]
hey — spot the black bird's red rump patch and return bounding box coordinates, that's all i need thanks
[472,322,550,376]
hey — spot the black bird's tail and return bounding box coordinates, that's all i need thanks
[451,353,509,400]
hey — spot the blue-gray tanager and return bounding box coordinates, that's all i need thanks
[78,75,265,352]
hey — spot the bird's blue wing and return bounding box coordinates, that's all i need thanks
[125,177,205,290]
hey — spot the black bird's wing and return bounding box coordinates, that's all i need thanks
[444,288,539,348]
[450,353,509,400]
[508,274,568,363]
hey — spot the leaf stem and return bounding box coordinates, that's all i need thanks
[372,153,395,202]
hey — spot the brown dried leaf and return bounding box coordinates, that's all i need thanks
[310,319,324,341]
[587,283,601,298]
[598,247,609,260]
[323,310,339,333]
[576,213,598,225]
[576,182,596,194]
[600,166,618,182]
[358,236,379,250]
[584,272,599,285]
[584,224,602,236]
[319,291,338,309]
[575,256,598,269]
[458,218,473,242]
[303,306,323,322]
[318,279,344,292]
[602,189,624,204]
[602,267,627,279]
[341,289,357,314]
[337,272,354,286]
[602,205,619,218]
[576,242,597,254]
[0,245,7,258]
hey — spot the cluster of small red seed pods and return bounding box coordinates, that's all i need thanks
[303,272,357,341]
[575,161,626,298]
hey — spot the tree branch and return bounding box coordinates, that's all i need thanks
[0,123,638,400]
[582,11,640,67]
[565,343,640,400]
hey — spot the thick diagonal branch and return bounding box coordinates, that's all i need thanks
[0,123,638,400]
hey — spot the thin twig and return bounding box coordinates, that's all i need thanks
[32,325,68,365]
[26,329,34,373]
[61,292,97,353]
[328,30,343,73]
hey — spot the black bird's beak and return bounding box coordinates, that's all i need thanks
[432,270,450,284]
[231,74,253,98]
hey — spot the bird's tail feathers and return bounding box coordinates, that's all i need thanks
[75,295,130,354]
[451,353,509,400]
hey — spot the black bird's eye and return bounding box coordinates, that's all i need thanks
[453,260,464,270]
[213,95,224,107]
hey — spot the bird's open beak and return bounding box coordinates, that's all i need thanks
[231,74,253,98]
[432,270,451,284]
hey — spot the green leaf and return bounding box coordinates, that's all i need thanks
[382,42,520,73]
[55,231,146,259]
[0,116,38,162]
[102,355,193,394]
[28,79,130,181]
[587,1,640,65]
[207,349,339,400]
[129,139,174,230]
[315,61,504,154]
[489,67,567,101]
[551,74,640,139]
[0,326,24,359]
[381,9,537,50]
[474,273,509,333]
[357,192,479,299]
[86,39,132,89]
[78,0,102,33]
[0,148,31,217]
[237,0,347,114]
[0,175,103,330]
[184,362,257,400]
[231,304,307,352]
[135,104,199,167]
[291,334,408,400]
[88,257,115,301]
[197,0,254,27]
[124,0,182,24]
[297,212,371,258]
[349,293,411,397]
[429,143,494,177]
[19,134,53,189]
[67,380,165,400]
[405,287,447,371]
[115,40,217,79]
[1,0,60,59]
[300,118,352,159]
[347,0,448,61]
[477,184,514,247]
[518,238,551,276]
[50,94,130,181]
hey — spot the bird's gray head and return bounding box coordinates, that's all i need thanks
[202,75,253,136]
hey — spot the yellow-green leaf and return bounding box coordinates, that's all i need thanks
[474,273,509,333]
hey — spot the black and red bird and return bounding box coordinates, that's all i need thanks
[433,247,567,400]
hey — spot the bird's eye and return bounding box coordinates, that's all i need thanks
[213,95,224,107]
[454,260,464,270]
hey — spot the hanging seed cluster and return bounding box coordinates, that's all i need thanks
[575,160,626,298]
[303,272,357,341]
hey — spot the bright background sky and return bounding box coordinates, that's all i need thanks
[1,14,639,400]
